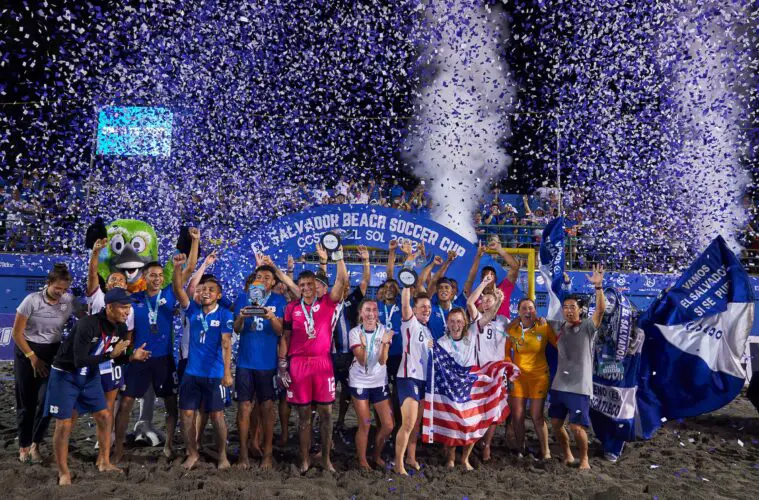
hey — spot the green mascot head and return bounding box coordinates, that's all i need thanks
[96,219,174,292]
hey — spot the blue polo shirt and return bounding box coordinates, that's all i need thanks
[185,301,234,379]
[132,285,177,357]
[233,291,287,370]
[377,298,403,356]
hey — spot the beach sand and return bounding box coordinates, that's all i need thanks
[1,365,757,499]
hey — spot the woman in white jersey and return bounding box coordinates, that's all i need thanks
[436,307,478,470]
[465,274,506,461]
[393,288,433,476]
[348,299,394,470]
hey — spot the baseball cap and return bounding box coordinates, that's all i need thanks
[315,272,330,287]
[104,288,137,305]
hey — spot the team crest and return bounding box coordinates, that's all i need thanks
[159,298,167,306]
[413,384,419,396]
[312,304,321,312]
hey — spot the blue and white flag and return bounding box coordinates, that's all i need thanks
[636,236,755,438]
[589,288,644,460]
[538,217,566,321]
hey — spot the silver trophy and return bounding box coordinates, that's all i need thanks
[320,231,343,261]
[243,282,268,316]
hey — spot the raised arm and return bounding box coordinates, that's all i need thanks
[401,286,413,321]
[266,255,301,299]
[358,245,371,296]
[490,239,520,284]
[181,227,201,284]
[87,238,108,296]
[423,255,444,295]
[329,246,349,303]
[172,253,190,309]
[187,251,217,299]
[588,264,606,328]
[386,239,398,280]
[463,241,486,297]
[316,244,328,274]
[428,250,457,296]
[478,288,504,326]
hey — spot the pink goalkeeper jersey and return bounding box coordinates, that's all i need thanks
[496,278,515,318]
[284,294,340,358]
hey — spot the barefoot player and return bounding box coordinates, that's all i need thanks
[172,253,234,469]
[549,264,606,470]
[277,246,349,473]
[45,289,149,485]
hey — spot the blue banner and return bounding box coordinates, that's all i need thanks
[589,289,644,459]
[538,217,565,321]
[636,236,755,438]
[220,204,476,290]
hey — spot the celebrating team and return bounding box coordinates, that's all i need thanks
[11,228,605,484]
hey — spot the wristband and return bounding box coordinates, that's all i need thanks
[319,260,327,265]
[24,350,36,359]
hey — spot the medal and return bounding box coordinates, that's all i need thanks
[301,299,316,339]
[145,289,162,335]
[383,303,397,330]
[199,311,210,344]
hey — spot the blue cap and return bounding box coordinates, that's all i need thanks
[104,288,137,305]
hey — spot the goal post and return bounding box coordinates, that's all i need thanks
[488,247,536,301]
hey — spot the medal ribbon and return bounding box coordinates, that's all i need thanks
[145,289,162,325]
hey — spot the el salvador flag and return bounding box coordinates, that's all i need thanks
[538,217,566,322]
[589,288,644,460]
[636,236,755,439]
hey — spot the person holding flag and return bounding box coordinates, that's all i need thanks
[549,264,606,470]
[436,307,477,470]
[465,273,507,461]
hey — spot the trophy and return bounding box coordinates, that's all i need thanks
[398,259,418,288]
[242,281,268,316]
[320,231,343,261]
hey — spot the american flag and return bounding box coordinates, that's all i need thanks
[422,344,519,446]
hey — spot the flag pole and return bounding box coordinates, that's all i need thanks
[428,344,435,444]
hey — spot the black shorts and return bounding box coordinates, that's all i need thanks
[123,355,178,398]
[234,368,277,403]
[332,352,353,387]
[387,355,402,384]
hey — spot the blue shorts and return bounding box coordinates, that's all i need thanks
[45,368,107,420]
[177,358,188,383]
[99,361,125,393]
[235,368,277,403]
[179,374,227,412]
[350,385,390,404]
[548,389,591,427]
[396,377,425,405]
[123,355,178,398]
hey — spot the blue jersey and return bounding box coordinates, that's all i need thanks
[132,285,177,357]
[428,295,454,340]
[185,301,234,378]
[233,291,286,370]
[377,299,403,356]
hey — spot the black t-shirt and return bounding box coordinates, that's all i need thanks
[333,288,364,355]
[53,311,128,373]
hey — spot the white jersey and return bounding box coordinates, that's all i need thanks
[87,287,135,331]
[438,334,476,367]
[470,314,508,366]
[399,316,433,381]
[348,325,388,389]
